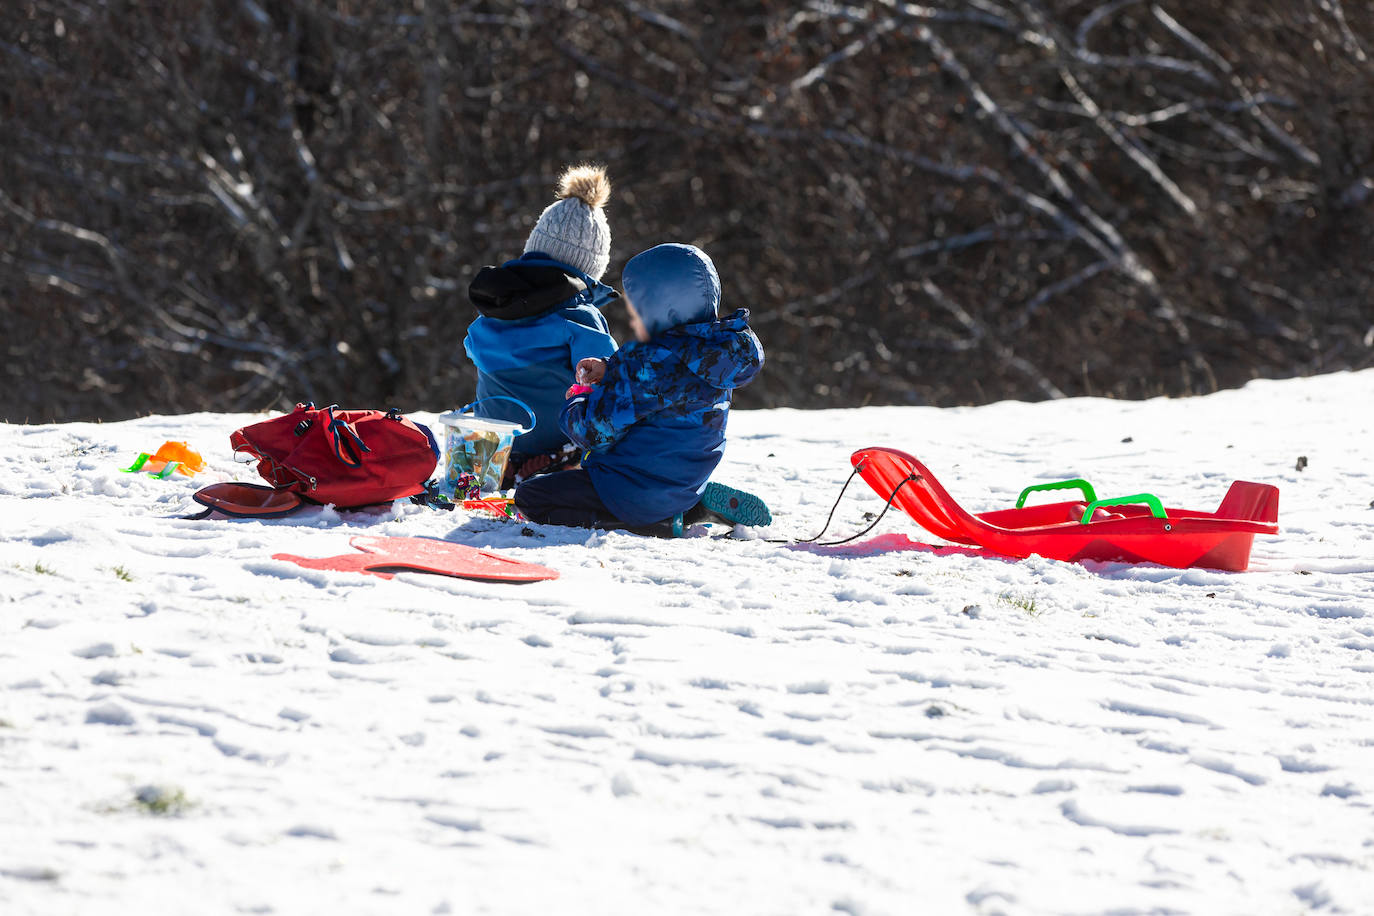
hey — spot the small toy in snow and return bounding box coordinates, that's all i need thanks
[462,496,522,519]
[451,472,484,501]
[273,535,558,583]
[852,447,1279,571]
[123,441,205,478]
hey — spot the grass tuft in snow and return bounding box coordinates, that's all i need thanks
[132,785,191,817]
[998,591,1041,617]
[112,565,133,582]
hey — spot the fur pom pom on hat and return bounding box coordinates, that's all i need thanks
[523,164,612,281]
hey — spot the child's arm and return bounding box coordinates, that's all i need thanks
[559,385,625,453]
[566,315,617,367]
[560,349,673,453]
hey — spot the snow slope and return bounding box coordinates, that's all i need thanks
[2,371,1372,915]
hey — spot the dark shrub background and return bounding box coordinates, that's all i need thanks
[3,1,1371,422]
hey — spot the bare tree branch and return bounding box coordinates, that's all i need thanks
[1151,5,1321,166]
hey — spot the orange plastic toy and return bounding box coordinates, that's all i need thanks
[122,441,206,478]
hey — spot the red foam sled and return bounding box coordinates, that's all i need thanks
[852,447,1279,571]
[273,535,559,583]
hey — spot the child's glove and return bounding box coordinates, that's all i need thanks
[565,384,594,399]
[575,357,607,385]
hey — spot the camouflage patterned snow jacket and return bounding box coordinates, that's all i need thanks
[559,309,763,526]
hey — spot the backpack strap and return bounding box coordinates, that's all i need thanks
[323,406,370,468]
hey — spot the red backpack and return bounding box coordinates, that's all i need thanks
[191,404,441,518]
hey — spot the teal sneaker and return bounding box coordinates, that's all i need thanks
[652,484,772,538]
[696,482,772,528]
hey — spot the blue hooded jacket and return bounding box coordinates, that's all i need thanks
[463,253,619,456]
[560,244,763,525]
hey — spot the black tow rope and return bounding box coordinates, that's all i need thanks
[768,461,923,547]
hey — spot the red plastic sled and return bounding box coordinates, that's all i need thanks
[273,535,559,583]
[851,447,1279,571]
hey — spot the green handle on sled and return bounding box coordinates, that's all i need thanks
[1016,478,1097,509]
[1080,493,1167,525]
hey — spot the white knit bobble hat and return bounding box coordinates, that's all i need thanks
[523,164,612,281]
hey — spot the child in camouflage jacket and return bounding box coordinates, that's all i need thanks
[514,243,769,532]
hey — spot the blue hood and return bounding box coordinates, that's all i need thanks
[621,243,719,337]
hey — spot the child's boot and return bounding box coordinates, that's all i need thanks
[690,482,772,528]
[651,484,772,537]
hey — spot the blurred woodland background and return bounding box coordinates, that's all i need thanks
[3,0,1372,423]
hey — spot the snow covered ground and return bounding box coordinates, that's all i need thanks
[2,370,1372,915]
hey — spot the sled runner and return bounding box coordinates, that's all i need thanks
[851,447,1279,571]
[273,535,559,583]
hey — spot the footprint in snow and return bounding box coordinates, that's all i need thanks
[86,702,135,726]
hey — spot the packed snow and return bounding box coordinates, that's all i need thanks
[2,370,1372,915]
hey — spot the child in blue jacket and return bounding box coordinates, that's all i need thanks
[463,164,619,484]
[514,243,769,533]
